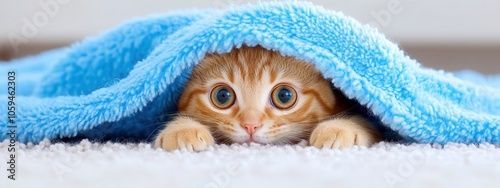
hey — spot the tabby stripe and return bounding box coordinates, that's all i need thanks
[178,88,206,110]
[281,97,314,122]
[237,52,248,79]
[228,67,235,83]
[192,98,234,126]
[194,98,222,122]
[229,106,240,117]
[302,89,335,112]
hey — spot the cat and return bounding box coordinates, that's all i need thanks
[155,45,381,151]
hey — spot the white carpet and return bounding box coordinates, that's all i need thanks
[1,139,500,188]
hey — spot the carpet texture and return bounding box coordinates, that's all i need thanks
[1,140,500,188]
[0,2,499,144]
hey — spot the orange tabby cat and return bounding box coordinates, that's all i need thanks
[155,46,381,151]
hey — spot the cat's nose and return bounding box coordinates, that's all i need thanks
[241,123,261,136]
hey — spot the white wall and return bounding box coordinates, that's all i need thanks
[1,0,499,73]
[1,0,500,45]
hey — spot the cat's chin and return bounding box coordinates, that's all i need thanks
[244,138,268,145]
[243,140,262,145]
[228,136,270,145]
[230,138,263,145]
[228,137,301,146]
[245,136,293,145]
[226,134,299,145]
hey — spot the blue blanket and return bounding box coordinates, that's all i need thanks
[1,2,499,144]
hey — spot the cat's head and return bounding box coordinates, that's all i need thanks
[177,46,349,144]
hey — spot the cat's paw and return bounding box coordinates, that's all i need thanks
[309,118,378,149]
[154,122,214,152]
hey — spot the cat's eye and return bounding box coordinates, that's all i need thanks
[210,85,236,109]
[271,85,297,109]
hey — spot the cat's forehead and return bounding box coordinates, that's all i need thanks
[192,46,322,87]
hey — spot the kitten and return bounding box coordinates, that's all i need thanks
[155,46,381,151]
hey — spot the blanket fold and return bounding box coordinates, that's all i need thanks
[1,2,499,144]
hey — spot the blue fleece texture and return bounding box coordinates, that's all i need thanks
[1,2,499,144]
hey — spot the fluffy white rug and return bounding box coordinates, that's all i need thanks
[1,139,499,188]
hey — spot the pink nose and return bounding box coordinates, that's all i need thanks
[242,124,261,135]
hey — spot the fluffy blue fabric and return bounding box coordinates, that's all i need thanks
[1,2,499,144]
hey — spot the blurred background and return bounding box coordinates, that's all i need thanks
[0,0,499,74]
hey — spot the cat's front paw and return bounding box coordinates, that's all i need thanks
[309,118,378,149]
[154,119,214,152]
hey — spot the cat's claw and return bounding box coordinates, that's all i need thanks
[309,118,377,149]
[155,126,214,152]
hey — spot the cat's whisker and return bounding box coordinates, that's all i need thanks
[153,112,184,120]
[145,124,166,141]
[214,133,233,145]
[262,126,311,145]
[152,45,380,151]
[177,112,228,126]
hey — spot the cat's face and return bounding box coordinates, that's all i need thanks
[177,46,346,144]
